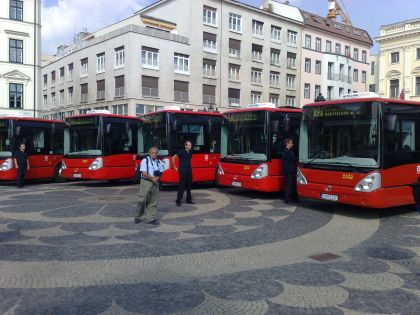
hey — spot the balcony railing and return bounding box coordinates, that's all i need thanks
[97,90,105,100]
[203,67,216,77]
[203,40,217,51]
[115,87,124,98]
[252,51,262,61]
[228,98,240,107]
[80,93,88,103]
[203,94,216,104]
[174,91,189,102]
[229,48,240,58]
[142,87,159,98]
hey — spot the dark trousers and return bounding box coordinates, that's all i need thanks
[177,171,192,203]
[284,172,296,202]
[16,166,26,188]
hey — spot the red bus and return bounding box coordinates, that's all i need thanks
[61,112,140,181]
[297,93,420,208]
[0,117,64,182]
[138,107,222,184]
[217,104,301,192]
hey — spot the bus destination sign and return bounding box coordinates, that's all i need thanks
[225,112,259,123]
[67,117,96,126]
[308,103,369,120]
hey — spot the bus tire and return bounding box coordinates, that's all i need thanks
[53,163,64,183]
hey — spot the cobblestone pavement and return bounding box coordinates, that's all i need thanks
[0,181,418,315]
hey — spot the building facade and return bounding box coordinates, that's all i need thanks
[41,0,304,118]
[0,0,41,117]
[376,18,420,101]
[367,54,379,93]
[299,10,372,106]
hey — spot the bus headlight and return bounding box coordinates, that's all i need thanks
[251,164,268,179]
[0,158,13,171]
[61,160,67,170]
[297,168,307,185]
[88,158,103,170]
[354,172,381,192]
[217,163,224,175]
[161,158,170,171]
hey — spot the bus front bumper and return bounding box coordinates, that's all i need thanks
[218,173,282,192]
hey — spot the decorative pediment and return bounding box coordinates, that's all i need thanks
[386,70,401,78]
[2,70,31,82]
[412,66,420,74]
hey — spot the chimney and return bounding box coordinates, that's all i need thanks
[262,0,272,12]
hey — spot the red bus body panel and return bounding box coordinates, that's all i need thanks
[218,159,283,192]
[297,165,416,208]
[0,155,62,181]
[62,154,138,180]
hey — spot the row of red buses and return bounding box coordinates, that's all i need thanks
[297,93,420,208]
[138,107,223,184]
[0,117,65,182]
[217,103,301,192]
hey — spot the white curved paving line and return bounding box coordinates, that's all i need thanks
[0,212,379,289]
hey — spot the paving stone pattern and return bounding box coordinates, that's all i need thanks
[0,181,418,314]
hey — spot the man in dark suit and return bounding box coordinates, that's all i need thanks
[282,138,297,204]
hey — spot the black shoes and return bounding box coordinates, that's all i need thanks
[176,201,181,207]
[134,217,142,224]
[186,201,195,204]
[146,220,159,225]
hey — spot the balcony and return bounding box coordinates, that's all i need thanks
[115,87,124,98]
[174,91,189,102]
[142,87,159,98]
[203,95,216,104]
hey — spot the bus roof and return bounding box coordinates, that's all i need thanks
[141,110,223,117]
[66,113,141,121]
[0,116,65,124]
[304,97,420,107]
[224,106,301,114]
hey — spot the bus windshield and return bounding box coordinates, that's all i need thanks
[222,111,267,162]
[300,102,380,168]
[0,126,12,158]
[139,113,168,156]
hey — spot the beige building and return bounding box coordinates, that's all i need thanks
[376,18,420,101]
[0,0,41,117]
[41,0,305,119]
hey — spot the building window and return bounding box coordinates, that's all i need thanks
[269,93,279,106]
[252,20,264,37]
[416,77,420,95]
[339,87,344,97]
[174,53,190,74]
[251,68,262,84]
[270,71,280,87]
[287,30,297,45]
[112,104,128,116]
[10,0,23,20]
[362,50,367,63]
[203,59,216,77]
[68,87,73,103]
[58,112,65,120]
[305,35,311,49]
[97,80,105,100]
[68,63,73,79]
[142,76,159,98]
[353,69,359,82]
[304,58,311,73]
[390,51,399,64]
[229,64,240,81]
[304,83,310,99]
[229,38,241,58]
[286,74,296,89]
[369,84,376,92]
[371,61,375,75]
[142,46,159,69]
[417,48,420,60]
[136,104,145,116]
[203,32,217,52]
[96,52,105,73]
[326,40,332,53]
[286,95,295,106]
[115,76,124,98]
[335,43,341,55]
[252,44,263,61]
[353,48,359,61]
[315,60,321,74]
[315,37,321,51]
[271,25,281,41]
[59,67,65,82]
[59,90,64,105]
[79,108,91,115]
[390,79,399,98]
[345,45,350,57]
[228,88,240,107]
[251,91,261,104]
[348,66,352,83]
[203,6,217,25]
[115,46,125,68]
[327,62,334,80]
[9,83,23,108]
[229,13,242,32]
[174,80,189,102]
[51,71,56,86]
[271,48,280,65]
[9,39,23,63]
[315,85,321,98]
[43,95,47,108]
[203,85,216,104]
[362,71,366,83]
[287,52,296,69]
[43,74,47,89]
[80,84,88,103]
[80,58,88,76]
[51,92,55,104]
[66,110,74,117]
[327,86,334,100]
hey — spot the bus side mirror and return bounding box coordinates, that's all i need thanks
[283,116,291,133]
[270,120,280,133]
[105,123,111,134]
[172,120,178,131]
[15,126,21,136]
[385,114,397,131]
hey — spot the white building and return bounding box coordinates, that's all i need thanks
[41,0,304,118]
[0,0,41,117]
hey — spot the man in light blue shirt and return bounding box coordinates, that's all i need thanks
[135,147,163,225]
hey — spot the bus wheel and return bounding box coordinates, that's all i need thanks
[54,163,64,183]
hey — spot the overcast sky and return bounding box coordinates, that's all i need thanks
[42,0,420,55]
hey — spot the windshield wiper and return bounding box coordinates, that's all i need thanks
[300,151,323,168]
[327,161,372,173]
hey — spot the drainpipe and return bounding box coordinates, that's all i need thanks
[33,0,37,117]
